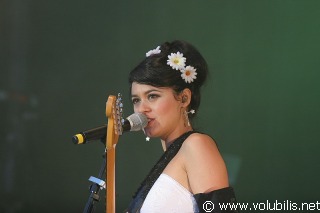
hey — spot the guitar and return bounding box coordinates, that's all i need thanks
[105,94,123,213]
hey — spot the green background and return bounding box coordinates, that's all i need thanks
[1,0,320,212]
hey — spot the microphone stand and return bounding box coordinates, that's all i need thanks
[83,151,106,213]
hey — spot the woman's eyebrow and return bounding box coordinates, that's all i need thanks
[131,89,161,97]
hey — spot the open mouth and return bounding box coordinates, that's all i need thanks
[147,118,154,126]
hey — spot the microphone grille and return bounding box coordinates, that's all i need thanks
[127,113,148,131]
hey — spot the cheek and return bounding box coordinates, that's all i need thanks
[155,100,179,117]
[133,105,138,113]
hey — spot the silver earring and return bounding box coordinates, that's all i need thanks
[184,110,190,127]
[183,109,195,126]
[188,109,195,114]
[184,109,195,127]
[143,129,150,141]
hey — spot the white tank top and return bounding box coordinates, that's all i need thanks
[140,173,199,213]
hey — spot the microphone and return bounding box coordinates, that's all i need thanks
[72,112,148,144]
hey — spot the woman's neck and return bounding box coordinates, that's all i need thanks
[161,126,193,151]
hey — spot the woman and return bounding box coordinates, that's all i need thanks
[126,40,239,213]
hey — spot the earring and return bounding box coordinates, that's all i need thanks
[143,129,150,141]
[183,109,196,127]
[184,110,190,127]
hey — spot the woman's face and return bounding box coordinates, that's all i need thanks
[131,82,185,141]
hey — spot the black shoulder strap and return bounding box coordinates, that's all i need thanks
[194,187,240,213]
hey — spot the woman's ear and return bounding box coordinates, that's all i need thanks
[181,88,192,107]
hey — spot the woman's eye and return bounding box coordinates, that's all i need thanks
[148,94,159,101]
[131,98,140,105]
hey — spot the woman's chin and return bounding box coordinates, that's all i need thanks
[144,128,158,138]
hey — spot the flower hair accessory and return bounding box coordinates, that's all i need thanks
[145,46,197,84]
[167,52,197,83]
[167,52,186,70]
[146,46,161,57]
[181,65,197,83]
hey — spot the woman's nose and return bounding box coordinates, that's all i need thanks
[135,99,151,113]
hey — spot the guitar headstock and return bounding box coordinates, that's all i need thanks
[105,93,124,149]
[115,93,124,135]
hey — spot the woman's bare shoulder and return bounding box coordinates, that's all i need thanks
[182,132,218,152]
[181,132,229,193]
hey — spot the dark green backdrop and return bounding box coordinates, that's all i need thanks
[1,0,320,212]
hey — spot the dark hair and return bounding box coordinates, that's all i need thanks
[129,40,208,117]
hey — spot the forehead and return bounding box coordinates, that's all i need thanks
[131,82,172,95]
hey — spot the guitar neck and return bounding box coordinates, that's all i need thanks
[106,147,116,213]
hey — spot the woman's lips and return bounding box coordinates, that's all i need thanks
[146,118,154,127]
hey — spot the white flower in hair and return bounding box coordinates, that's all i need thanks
[167,52,186,70]
[181,66,197,83]
[146,46,161,57]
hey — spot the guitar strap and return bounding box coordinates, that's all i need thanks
[126,131,196,213]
